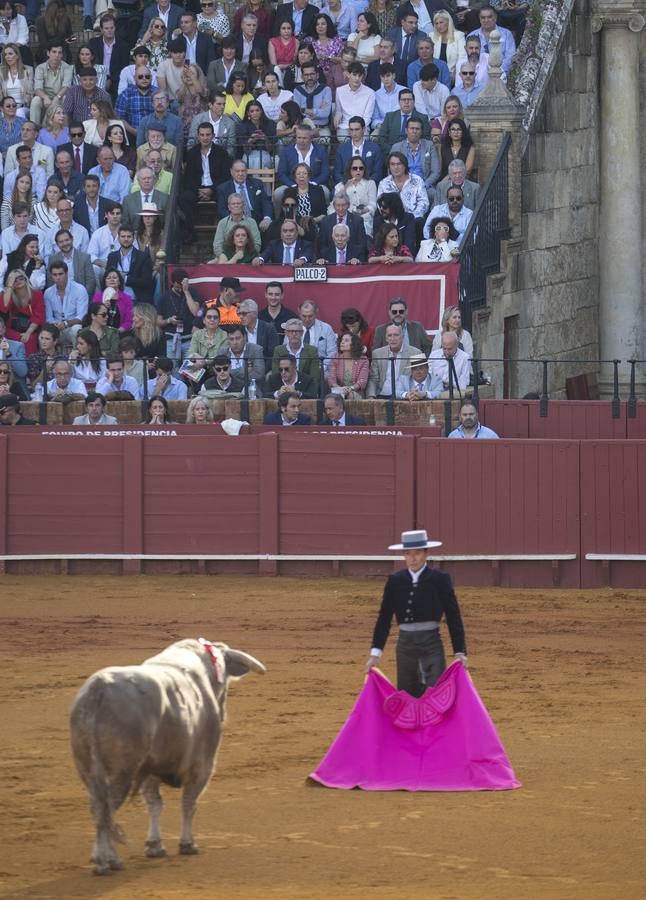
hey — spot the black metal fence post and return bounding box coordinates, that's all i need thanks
[540,361,549,417]
[611,360,621,418]
[628,360,637,418]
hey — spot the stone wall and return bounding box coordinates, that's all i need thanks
[473,0,600,399]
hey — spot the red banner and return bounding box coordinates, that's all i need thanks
[179,263,459,333]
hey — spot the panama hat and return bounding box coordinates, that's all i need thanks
[140,202,162,216]
[388,529,442,551]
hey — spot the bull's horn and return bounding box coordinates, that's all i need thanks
[225,649,266,675]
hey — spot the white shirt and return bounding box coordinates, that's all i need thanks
[95,372,142,399]
[428,347,471,391]
[184,31,198,65]
[412,79,450,120]
[258,89,294,122]
[201,150,213,186]
[380,350,403,397]
[335,83,375,129]
[88,224,120,264]
[44,221,90,257]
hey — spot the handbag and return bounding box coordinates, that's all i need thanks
[11,313,31,333]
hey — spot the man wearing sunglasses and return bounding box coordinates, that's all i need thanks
[266,353,318,400]
[115,66,156,140]
[58,123,98,175]
[202,355,245,396]
[424,185,473,241]
[373,297,432,355]
[0,394,36,426]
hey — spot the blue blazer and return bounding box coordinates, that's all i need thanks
[334,139,384,185]
[263,411,311,425]
[216,177,273,222]
[259,238,314,264]
[2,337,27,380]
[73,195,111,235]
[277,144,331,188]
[138,3,183,38]
[385,27,428,66]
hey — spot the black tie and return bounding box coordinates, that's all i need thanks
[303,327,311,346]
[402,34,411,62]
[400,113,409,137]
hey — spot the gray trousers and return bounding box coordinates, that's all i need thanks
[396,629,446,698]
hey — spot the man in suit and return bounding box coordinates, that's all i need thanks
[106,225,154,304]
[367,323,422,398]
[89,14,131,100]
[378,87,430,153]
[365,38,407,91]
[217,159,273,228]
[273,0,318,39]
[271,319,321,388]
[263,391,311,425]
[265,356,317,400]
[173,12,216,75]
[391,117,440,201]
[323,394,366,426]
[5,121,54,177]
[53,149,84,197]
[57,123,99,175]
[276,124,330,190]
[47,229,97,299]
[188,92,237,155]
[316,223,366,265]
[435,159,481,210]
[138,0,183,39]
[317,193,367,262]
[73,174,111,236]
[179,121,231,240]
[386,13,427,67]
[334,117,383,185]
[253,220,314,266]
[206,39,245,93]
[397,352,443,399]
[237,298,278,364]
[373,297,432,355]
[121,167,169,230]
[225,325,266,385]
[234,14,268,64]
[297,301,337,374]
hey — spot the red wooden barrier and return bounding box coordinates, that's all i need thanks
[479,400,626,440]
[625,401,646,438]
[478,400,531,438]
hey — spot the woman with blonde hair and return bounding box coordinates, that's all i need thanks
[38,102,69,150]
[0,172,33,229]
[0,43,33,117]
[129,302,166,365]
[430,9,465,80]
[185,396,214,424]
[141,18,170,72]
[35,0,72,62]
[431,304,473,356]
[177,63,209,141]
[0,268,45,355]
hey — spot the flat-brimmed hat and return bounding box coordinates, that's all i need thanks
[220,276,243,291]
[409,353,429,369]
[0,393,20,410]
[388,529,442,551]
[140,202,162,216]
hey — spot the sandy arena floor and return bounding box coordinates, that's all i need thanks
[1,576,645,900]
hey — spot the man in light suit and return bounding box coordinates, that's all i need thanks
[188,92,237,156]
[367,323,421,398]
[271,319,321,388]
[317,193,367,263]
[225,326,266,385]
[47,229,97,298]
[121,167,169,230]
[378,88,430,154]
[373,297,432,355]
[206,41,247,94]
[434,159,481,210]
[237,298,278,365]
[216,159,273,227]
[4,120,54,175]
[391,116,440,202]
[138,0,183,39]
[297,301,337,374]
[253,220,314,266]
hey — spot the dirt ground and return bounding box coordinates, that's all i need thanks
[1,577,645,900]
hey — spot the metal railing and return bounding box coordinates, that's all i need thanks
[458,132,512,331]
[159,139,185,270]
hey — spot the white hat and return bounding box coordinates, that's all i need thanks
[140,202,162,216]
[409,353,429,369]
[220,418,249,436]
[388,529,442,551]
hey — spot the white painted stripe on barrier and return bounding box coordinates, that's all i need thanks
[0,553,577,561]
[585,554,646,561]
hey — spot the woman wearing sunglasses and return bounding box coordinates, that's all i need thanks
[330,157,377,237]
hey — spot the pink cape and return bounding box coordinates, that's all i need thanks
[309,662,521,791]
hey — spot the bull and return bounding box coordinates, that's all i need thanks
[69,638,265,875]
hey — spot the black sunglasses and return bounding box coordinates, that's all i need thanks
[214,365,229,372]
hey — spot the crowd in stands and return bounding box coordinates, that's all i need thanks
[0,0,525,425]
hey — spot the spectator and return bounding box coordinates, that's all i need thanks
[1,205,44,257]
[246,48,273,97]
[53,148,84,196]
[106,225,155,304]
[365,37,406,91]
[147,356,188,400]
[377,151,429,221]
[216,158,272,228]
[347,12,381,64]
[319,190,368,261]
[32,180,62,231]
[69,328,106,386]
[296,299,337,372]
[0,233,45,291]
[72,45,107,92]
[44,259,88,348]
[88,13,131,100]
[95,353,140,400]
[72,391,118,425]
[0,4,29,61]
[0,43,33,119]
[157,268,200,361]
[141,19,171,76]
[35,0,72,64]
[237,298,278,362]
[316,222,365,265]
[439,117,475,180]
[235,15,268,67]
[397,352,443,399]
[58,122,98,175]
[5,119,54,175]
[0,268,44,355]
[119,335,146,389]
[263,389,311,424]
[292,63,332,137]
[3,145,46,201]
[407,36,451,91]
[187,305,228,360]
[373,297,431,354]
[138,0,183,43]
[49,228,97,299]
[117,46,156,97]
[330,157,377,238]
[133,149,174,196]
[448,401,499,439]
[176,63,209,142]
[156,38,189,102]
[46,198,91,263]
[322,392,366,425]
[236,99,276,166]
[277,122,330,190]
[430,94,467,145]
[0,95,25,156]
[273,0,319,42]
[26,322,59,386]
[327,331,369,399]
[276,99,316,145]
[218,225,257,264]
[386,11,426,66]
[87,201,123,282]
[179,121,230,242]
[31,44,72,125]
[304,13,345,74]
[38,358,87,401]
[371,63,407,130]
[135,124,176,171]
[136,90,183,147]
[412,62,450,120]
[334,63,375,139]
[431,305,473,357]
[62,67,111,124]
[272,317,320,385]
[88,146,132,204]
[91,268,133,332]
[454,34,489,91]
[424,184,473,240]
[185,396,214,424]
[104,125,137,178]
[225,324,265,384]
[282,42,323,94]
[366,322,421,397]
[367,0,396,38]
[145,395,173,424]
[258,281,297,334]
[258,71,293,122]
[391,116,440,201]
[269,20,298,76]
[0,393,36,424]
[202,275,242,329]
[378,86,430,153]
[0,173,33,229]
[428,331,471,393]
[81,301,120,356]
[265,350,316,399]
[211,194,261,262]
[369,222,413,263]
[224,72,254,123]
[429,10,465,80]
[172,10,216,74]
[253,219,314,266]
[339,306,374,356]
[207,37,244,94]
[416,215,460,262]
[452,60,486,109]
[115,66,156,142]
[233,0,273,43]
[200,353,245,396]
[0,315,28,382]
[467,6,516,75]
[0,360,29,399]
[289,162,327,224]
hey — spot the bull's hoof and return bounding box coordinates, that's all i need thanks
[93,863,113,876]
[179,841,199,855]
[109,858,124,871]
[145,841,167,859]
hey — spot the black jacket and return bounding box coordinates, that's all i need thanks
[106,247,154,304]
[58,141,98,174]
[317,211,367,261]
[183,143,231,192]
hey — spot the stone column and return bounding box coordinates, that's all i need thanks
[593,11,645,394]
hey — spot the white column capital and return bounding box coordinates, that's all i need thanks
[591,12,646,32]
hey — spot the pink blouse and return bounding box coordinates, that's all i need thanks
[326,354,369,392]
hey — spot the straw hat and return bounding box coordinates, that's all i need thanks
[388,529,442,551]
